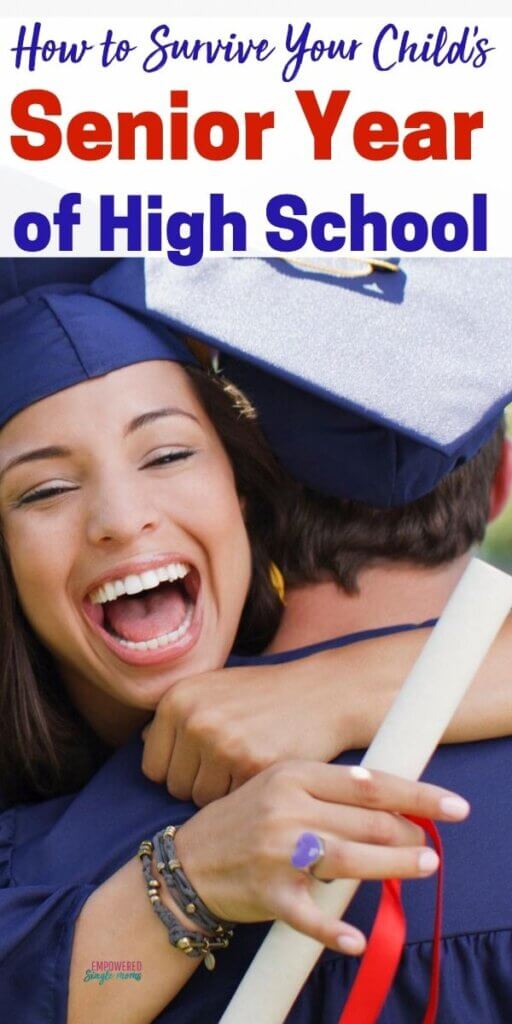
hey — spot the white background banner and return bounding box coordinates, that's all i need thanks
[0,15,511,259]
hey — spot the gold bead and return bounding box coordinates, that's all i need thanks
[148,879,160,888]
[204,952,216,970]
[156,861,165,873]
[185,903,196,914]
[149,894,160,904]
[167,858,181,872]
[177,937,192,951]
[164,826,177,839]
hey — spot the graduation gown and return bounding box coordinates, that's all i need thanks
[2,621,512,1022]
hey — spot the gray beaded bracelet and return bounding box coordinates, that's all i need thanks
[138,839,232,970]
[154,825,237,936]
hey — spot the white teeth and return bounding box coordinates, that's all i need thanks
[125,574,144,595]
[116,604,194,652]
[166,562,189,583]
[140,570,160,590]
[88,562,190,605]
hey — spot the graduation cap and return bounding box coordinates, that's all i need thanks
[0,258,195,430]
[92,256,512,508]
[0,257,119,304]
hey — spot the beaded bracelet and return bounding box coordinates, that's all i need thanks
[154,825,237,937]
[138,838,232,970]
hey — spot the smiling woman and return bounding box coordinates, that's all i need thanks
[3,362,249,704]
[0,295,284,804]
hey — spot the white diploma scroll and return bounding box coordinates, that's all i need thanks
[219,558,512,1024]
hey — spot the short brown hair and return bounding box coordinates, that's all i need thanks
[0,366,286,805]
[281,423,506,594]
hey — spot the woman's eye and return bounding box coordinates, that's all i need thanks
[16,485,79,507]
[142,449,197,470]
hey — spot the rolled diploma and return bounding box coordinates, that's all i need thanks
[219,558,512,1024]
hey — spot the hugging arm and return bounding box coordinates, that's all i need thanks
[0,764,468,1024]
[65,763,470,1021]
[142,616,512,806]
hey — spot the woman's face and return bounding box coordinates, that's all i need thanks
[0,361,252,726]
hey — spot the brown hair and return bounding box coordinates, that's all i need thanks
[0,366,286,806]
[281,424,505,594]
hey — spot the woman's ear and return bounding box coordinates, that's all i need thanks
[489,437,512,522]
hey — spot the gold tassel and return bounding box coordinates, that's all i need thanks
[269,562,286,604]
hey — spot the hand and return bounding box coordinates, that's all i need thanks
[141,657,363,806]
[174,760,470,954]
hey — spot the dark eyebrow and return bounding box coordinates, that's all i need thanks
[125,407,200,436]
[0,409,200,484]
[0,446,72,484]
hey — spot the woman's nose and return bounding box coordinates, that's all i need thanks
[86,482,161,547]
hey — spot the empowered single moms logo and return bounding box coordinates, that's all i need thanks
[83,959,143,985]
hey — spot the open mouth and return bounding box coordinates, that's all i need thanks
[83,560,202,665]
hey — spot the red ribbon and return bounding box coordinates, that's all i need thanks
[338,818,443,1024]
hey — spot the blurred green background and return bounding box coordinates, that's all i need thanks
[480,409,512,572]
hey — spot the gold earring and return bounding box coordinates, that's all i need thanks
[269,562,286,604]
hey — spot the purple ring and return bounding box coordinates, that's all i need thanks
[291,831,326,872]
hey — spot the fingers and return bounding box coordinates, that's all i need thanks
[312,834,439,883]
[277,884,366,955]
[313,802,425,848]
[142,701,233,804]
[299,762,470,822]
[165,736,201,801]
[141,716,176,784]
[228,775,243,794]
[191,756,233,807]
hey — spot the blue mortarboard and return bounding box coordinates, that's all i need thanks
[0,257,119,304]
[0,259,195,430]
[92,257,512,508]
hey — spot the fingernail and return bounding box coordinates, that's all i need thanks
[336,933,363,953]
[350,766,371,781]
[439,795,470,820]
[418,849,439,874]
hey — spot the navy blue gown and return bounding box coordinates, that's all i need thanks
[2,622,512,1022]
